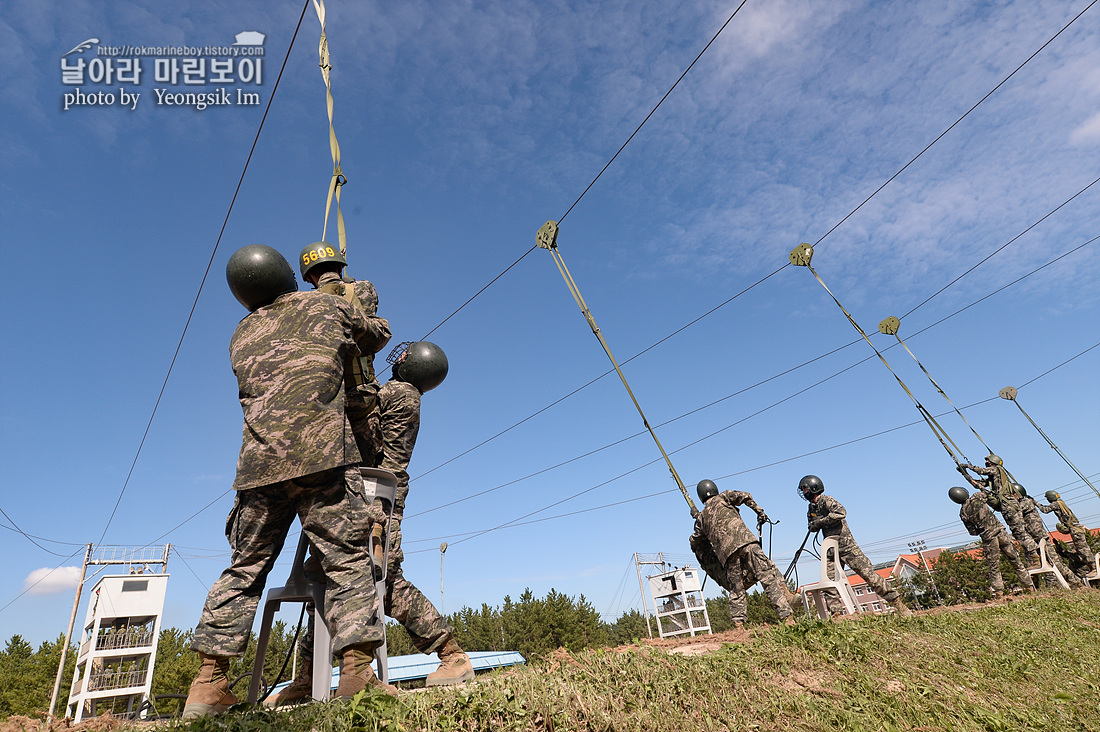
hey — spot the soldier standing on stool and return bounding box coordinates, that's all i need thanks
[184,245,389,719]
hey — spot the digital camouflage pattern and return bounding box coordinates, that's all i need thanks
[1040,497,1095,566]
[692,491,791,623]
[230,291,368,490]
[192,466,382,657]
[375,379,421,512]
[963,464,1037,557]
[806,494,899,605]
[314,271,391,464]
[1038,497,1081,526]
[959,490,1033,593]
[1019,496,1081,586]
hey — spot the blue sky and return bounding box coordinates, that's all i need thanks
[2,0,1098,646]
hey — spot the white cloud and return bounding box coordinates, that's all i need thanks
[1070,112,1100,145]
[24,566,81,596]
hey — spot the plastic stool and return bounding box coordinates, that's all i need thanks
[799,536,861,619]
[247,467,397,703]
[1082,551,1100,587]
[1028,537,1069,589]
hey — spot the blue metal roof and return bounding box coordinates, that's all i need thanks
[268,650,526,693]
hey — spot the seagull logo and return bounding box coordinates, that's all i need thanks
[62,38,99,57]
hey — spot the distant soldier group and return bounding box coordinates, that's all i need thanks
[182,244,469,719]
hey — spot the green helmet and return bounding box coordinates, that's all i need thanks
[798,475,824,501]
[391,341,449,392]
[948,486,969,505]
[1056,522,1069,534]
[1013,483,1027,498]
[697,479,719,503]
[985,454,1003,466]
[1045,490,1060,502]
[226,245,298,312]
[299,241,346,282]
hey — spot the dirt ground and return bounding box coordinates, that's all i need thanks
[0,712,155,732]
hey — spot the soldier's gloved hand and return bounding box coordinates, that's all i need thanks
[758,513,771,525]
[690,506,700,519]
[955,464,969,475]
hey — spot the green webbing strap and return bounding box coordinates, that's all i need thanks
[789,244,968,466]
[879,316,993,456]
[537,221,696,512]
[313,0,348,258]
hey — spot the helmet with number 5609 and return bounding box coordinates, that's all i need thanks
[299,241,346,281]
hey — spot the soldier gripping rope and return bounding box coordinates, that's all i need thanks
[1039,490,1097,572]
[1015,485,1083,587]
[958,456,1039,567]
[299,241,392,463]
[798,475,912,617]
[689,480,794,629]
[184,245,388,719]
[271,340,473,706]
[949,486,1034,598]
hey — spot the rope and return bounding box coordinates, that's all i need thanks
[313,0,348,256]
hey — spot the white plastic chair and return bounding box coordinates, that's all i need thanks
[248,467,398,703]
[799,536,861,619]
[1027,537,1069,590]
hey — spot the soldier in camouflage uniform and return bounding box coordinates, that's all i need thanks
[184,245,388,719]
[689,480,793,628]
[959,456,1038,567]
[798,475,912,617]
[1039,490,1097,572]
[950,485,1034,598]
[299,242,391,463]
[272,341,471,705]
[1015,485,1083,587]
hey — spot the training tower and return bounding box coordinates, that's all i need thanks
[636,553,711,639]
[65,546,170,722]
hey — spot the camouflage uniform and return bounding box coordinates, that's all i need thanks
[963,463,1038,559]
[807,494,899,610]
[691,491,792,623]
[1039,498,1096,567]
[1019,496,1081,586]
[192,291,383,657]
[297,378,452,666]
[313,271,391,464]
[959,491,1033,594]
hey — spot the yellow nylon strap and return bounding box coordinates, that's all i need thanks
[891,331,992,454]
[803,263,968,464]
[539,224,694,511]
[313,0,348,258]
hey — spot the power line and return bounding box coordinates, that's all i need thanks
[418,1,753,341]
[94,0,315,548]
[404,343,1098,550]
[406,234,1097,519]
[0,508,84,555]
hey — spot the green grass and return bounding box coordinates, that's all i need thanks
[160,591,1100,731]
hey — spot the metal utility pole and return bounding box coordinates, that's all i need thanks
[633,553,667,639]
[999,386,1100,500]
[48,543,93,723]
[907,540,942,606]
[439,542,448,613]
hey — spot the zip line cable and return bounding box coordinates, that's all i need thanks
[93,0,314,548]
[901,175,1100,321]
[404,233,1097,520]
[402,339,1099,552]
[419,0,752,342]
[536,221,694,508]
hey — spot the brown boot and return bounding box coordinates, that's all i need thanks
[182,652,238,719]
[425,638,475,687]
[889,596,912,618]
[335,644,398,698]
[263,666,312,708]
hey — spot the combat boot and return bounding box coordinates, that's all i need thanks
[263,666,312,708]
[889,596,912,617]
[182,652,238,719]
[335,644,398,698]
[425,638,475,687]
[731,621,746,630]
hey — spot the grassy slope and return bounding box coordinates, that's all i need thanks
[168,592,1100,731]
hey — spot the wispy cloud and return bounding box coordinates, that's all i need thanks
[24,566,81,596]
